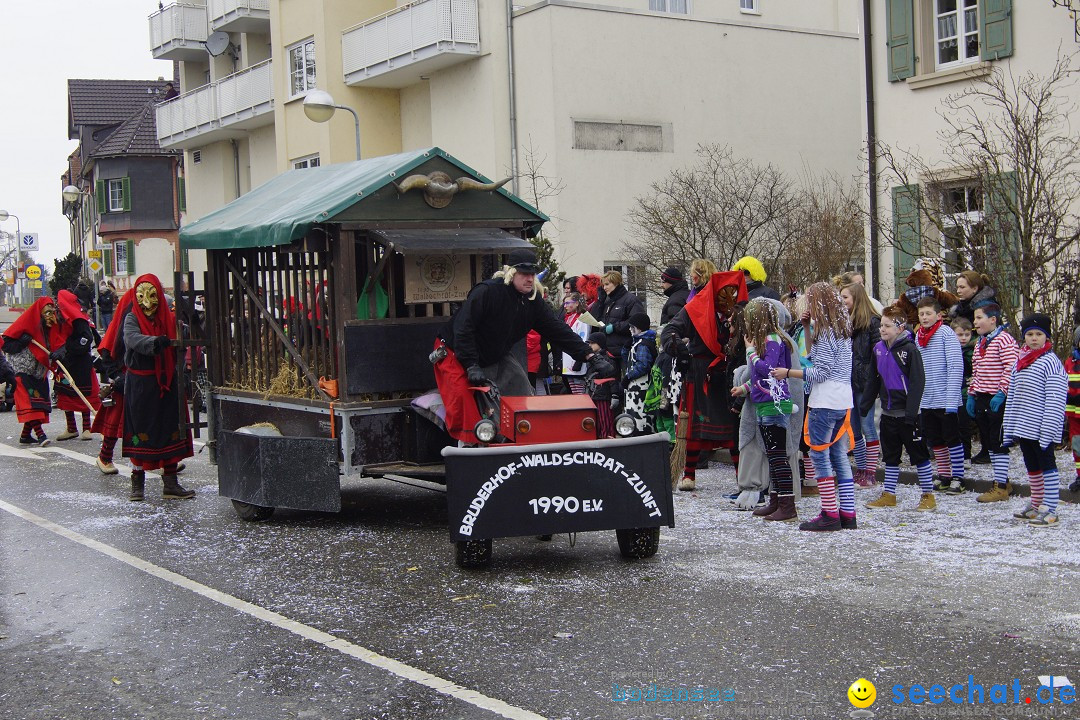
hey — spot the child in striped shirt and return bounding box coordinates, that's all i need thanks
[771,283,855,532]
[967,303,1019,503]
[1066,325,1080,492]
[1003,313,1068,527]
[914,297,965,494]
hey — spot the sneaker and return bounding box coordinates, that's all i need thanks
[79,430,93,441]
[945,479,965,495]
[96,457,118,475]
[915,493,937,512]
[866,491,896,508]
[677,477,696,492]
[933,476,949,492]
[1029,506,1059,528]
[854,469,875,487]
[1012,503,1038,520]
[977,484,1011,503]
[840,513,858,530]
[721,491,740,501]
[56,430,78,441]
[37,436,51,447]
[971,450,991,465]
[19,436,36,445]
[799,513,841,532]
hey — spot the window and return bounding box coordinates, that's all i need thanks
[603,262,648,304]
[649,0,689,14]
[740,0,759,12]
[292,155,321,170]
[114,240,130,276]
[935,0,979,67]
[97,177,130,213]
[288,39,316,98]
[940,183,985,285]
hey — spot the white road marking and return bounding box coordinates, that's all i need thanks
[0,498,546,720]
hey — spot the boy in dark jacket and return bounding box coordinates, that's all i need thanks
[862,306,935,510]
[622,313,658,434]
[587,332,618,438]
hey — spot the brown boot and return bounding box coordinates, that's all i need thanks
[162,474,195,500]
[763,495,798,522]
[129,470,145,502]
[753,492,779,517]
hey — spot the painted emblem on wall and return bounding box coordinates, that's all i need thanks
[405,254,468,304]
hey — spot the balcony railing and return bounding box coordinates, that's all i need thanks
[342,0,481,88]
[156,59,274,149]
[208,0,271,33]
[149,2,209,62]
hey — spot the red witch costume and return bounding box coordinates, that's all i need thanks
[660,271,749,489]
[122,274,194,500]
[54,289,102,437]
[92,287,135,473]
[1,297,62,443]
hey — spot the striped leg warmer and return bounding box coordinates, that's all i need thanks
[948,444,965,479]
[818,476,838,516]
[916,461,934,493]
[865,439,881,471]
[32,420,45,438]
[65,411,77,433]
[20,422,32,440]
[1028,471,1044,510]
[99,436,118,464]
[802,455,815,483]
[1042,469,1060,513]
[932,446,951,478]
[837,475,856,517]
[853,435,867,471]
[990,453,1010,488]
[766,448,794,497]
[883,465,900,494]
[81,412,91,432]
[683,440,704,480]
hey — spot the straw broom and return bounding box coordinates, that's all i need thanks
[670,403,689,488]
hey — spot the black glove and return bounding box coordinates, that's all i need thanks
[112,374,125,396]
[587,354,616,378]
[1,333,31,355]
[49,347,67,362]
[153,336,171,354]
[466,365,488,385]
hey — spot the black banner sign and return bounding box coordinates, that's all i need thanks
[443,434,674,541]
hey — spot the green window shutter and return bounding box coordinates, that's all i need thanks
[121,177,132,212]
[892,184,921,293]
[103,246,113,276]
[126,239,136,276]
[985,171,1020,307]
[886,0,916,82]
[981,0,1013,61]
[95,180,107,215]
[178,177,186,213]
[180,248,190,274]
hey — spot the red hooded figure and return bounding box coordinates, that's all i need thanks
[53,290,102,431]
[1,297,61,441]
[91,287,136,472]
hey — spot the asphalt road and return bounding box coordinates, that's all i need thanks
[0,406,1077,720]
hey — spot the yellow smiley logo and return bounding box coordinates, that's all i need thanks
[848,678,876,709]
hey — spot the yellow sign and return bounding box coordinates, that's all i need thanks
[88,259,103,274]
[30,280,42,289]
[88,250,102,258]
[25,265,42,280]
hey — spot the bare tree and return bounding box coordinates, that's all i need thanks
[877,52,1080,342]
[623,144,863,300]
[518,138,567,293]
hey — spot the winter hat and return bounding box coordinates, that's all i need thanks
[628,312,651,333]
[587,332,608,349]
[661,266,684,284]
[1020,312,1052,337]
[505,247,540,274]
[731,256,767,282]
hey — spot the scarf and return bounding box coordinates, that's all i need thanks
[97,288,136,363]
[684,271,749,370]
[2,296,60,367]
[1016,341,1052,372]
[915,319,942,348]
[976,326,1003,357]
[132,274,177,396]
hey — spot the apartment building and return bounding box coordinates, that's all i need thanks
[152,0,863,304]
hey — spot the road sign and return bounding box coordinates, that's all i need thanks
[20,233,39,251]
[24,264,42,281]
[29,280,42,289]
[88,250,102,259]
[88,259,103,274]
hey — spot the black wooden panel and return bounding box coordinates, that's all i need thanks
[348,411,406,466]
[344,321,442,395]
[218,431,341,512]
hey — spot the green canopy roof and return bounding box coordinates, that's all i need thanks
[179,147,547,250]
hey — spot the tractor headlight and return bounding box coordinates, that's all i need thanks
[474,418,497,443]
[614,413,636,437]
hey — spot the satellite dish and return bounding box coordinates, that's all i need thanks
[205,31,232,57]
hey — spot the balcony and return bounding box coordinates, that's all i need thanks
[342,0,480,88]
[208,0,271,34]
[149,3,209,62]
[156,59,274,149]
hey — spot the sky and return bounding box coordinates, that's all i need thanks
[0,1,172,274]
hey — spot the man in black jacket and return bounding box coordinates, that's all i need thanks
[434,247,614,442]
[660,266,689,325]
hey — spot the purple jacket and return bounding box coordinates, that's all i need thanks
[747,337,793,404]
[860,330,924,422]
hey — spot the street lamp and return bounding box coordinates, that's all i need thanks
[61,185,99,325]
[0,210,21,305]
[303,89,361,161]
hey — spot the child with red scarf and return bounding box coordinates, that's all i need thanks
[1,297,61,445]
[1002,313,1067,527]
[93,287,135,474]
[53,289,102,441]
[122,274,194,501]
[660,271,748,491]
[913,296,965,494]
[966,303,1019,503]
